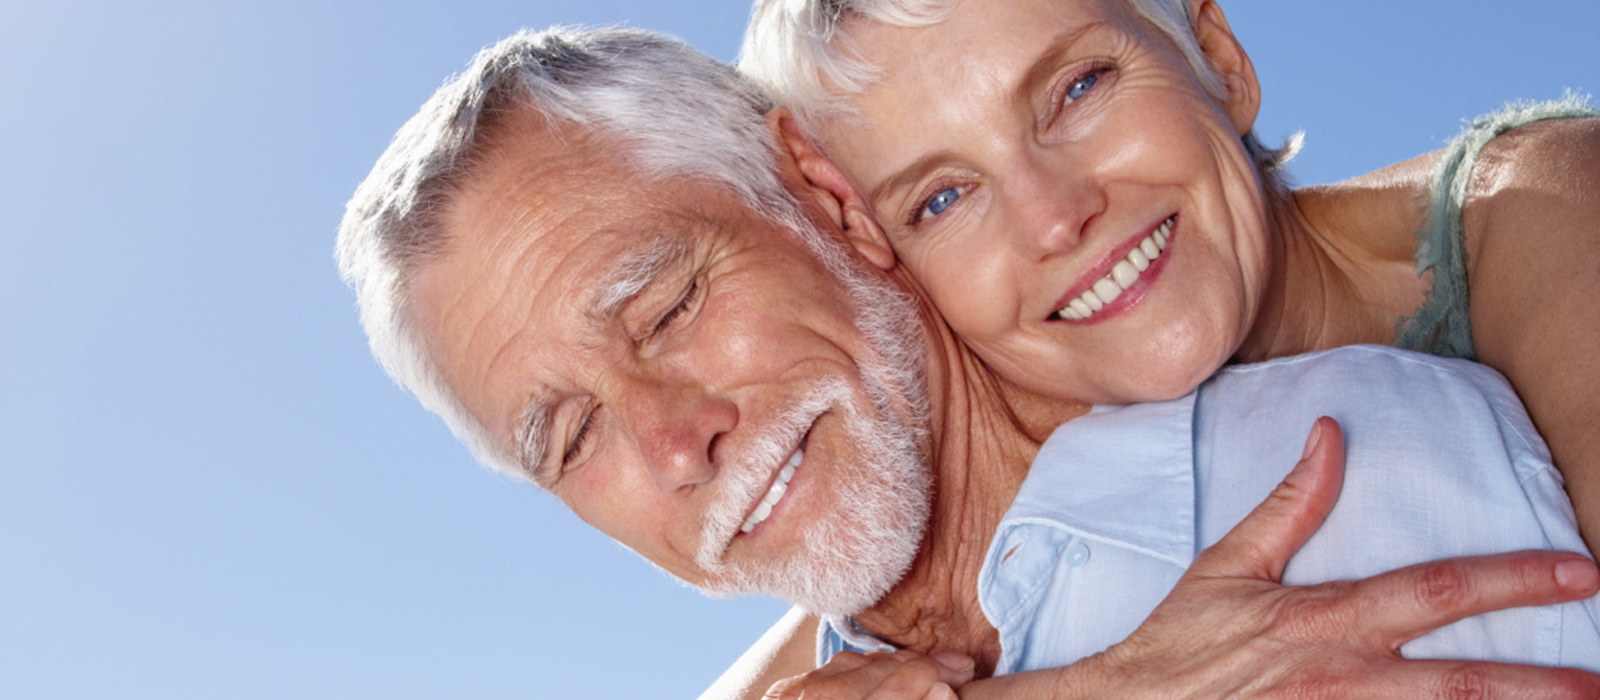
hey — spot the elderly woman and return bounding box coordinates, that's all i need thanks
[740,0,1600,546]
[723,0,1600,697]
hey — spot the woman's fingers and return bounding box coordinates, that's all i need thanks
[1189,416,1345,583]
[1259,657,1600,700]
[1341,550,1600,648]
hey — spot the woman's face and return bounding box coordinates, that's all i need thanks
[818,0,1274,403]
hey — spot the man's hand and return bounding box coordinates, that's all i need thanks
[763,649,976,700]
[964,417,1600,699]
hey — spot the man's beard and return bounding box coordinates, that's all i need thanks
[689,226,933,616]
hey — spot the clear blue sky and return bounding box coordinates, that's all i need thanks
[1,1,1595,698]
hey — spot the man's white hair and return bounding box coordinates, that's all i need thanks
[739,0,1297,190]
[336,27,813,477]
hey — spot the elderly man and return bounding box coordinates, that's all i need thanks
[337,27,1600,699]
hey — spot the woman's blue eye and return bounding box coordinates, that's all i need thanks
[1066,73,1098,101]
[923,187,961,218]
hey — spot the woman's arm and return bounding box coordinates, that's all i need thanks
[712,420,1600,700]
[1464,116,1600,553]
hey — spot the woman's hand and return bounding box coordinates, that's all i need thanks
[962,418,1600,699]
[734,419,1600,700]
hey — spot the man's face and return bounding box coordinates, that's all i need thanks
[408,116,932,614]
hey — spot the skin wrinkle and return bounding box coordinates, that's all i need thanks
[1238,164,1433,363]
[854,20,1128,216]
[838,303,1040,673]
[427,159,592,445]
[515,235,697,482]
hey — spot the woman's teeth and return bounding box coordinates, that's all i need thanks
[1054,217,1173,321]
[740,447,802,533]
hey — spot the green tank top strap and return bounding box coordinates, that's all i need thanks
[1394,95,1600,360]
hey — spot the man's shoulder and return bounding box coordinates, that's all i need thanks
[1210,344,1515,402]
[1201,345,1551,481]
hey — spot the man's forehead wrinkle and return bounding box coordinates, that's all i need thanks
[433,188,591,454]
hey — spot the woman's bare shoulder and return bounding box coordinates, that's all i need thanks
[1472,116,1600,204]
[1458,114,1600,553]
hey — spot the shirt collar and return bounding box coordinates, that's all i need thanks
[1001,394,1200,568]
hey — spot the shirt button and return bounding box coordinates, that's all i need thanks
[1066,542,1091,567]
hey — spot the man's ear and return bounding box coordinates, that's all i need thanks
[1190,0,1260,136]
[766,109,897,270]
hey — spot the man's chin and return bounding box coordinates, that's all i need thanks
[697,453,930,616]
[695,513,924,616]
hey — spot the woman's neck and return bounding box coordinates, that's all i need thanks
[1235,156,1437,363]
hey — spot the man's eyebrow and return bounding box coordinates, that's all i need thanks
[589,235,693,322]
[516,393,557,485]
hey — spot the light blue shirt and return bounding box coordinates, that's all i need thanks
[820,346,1599,673]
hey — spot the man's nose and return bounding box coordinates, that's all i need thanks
[1005,156,1105,257]
[616,377,737,494]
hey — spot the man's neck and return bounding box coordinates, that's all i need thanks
[850,268,1090,675]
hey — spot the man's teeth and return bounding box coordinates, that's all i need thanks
[1054,217,1173,321]
[740,447,802,533]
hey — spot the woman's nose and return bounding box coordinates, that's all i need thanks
[1005,158,1105,257]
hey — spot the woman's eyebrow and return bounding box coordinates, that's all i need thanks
[1013,21,1107,108]
[865,23,1110,212]
[869,149,958,210]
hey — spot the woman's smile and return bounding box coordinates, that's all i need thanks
[1051,214,1174,322]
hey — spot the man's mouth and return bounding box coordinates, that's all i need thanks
[1050,215,1174,321]
[740,438,804,534]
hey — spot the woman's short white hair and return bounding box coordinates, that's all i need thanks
[336,27,805,478]
[739,0,1295,188]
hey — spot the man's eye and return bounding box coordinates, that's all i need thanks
[911,186,963,225]
[653,278,701,334]
[562,410,596,465]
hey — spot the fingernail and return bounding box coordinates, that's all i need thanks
[1301,419,1324,460]
[931,651,974,673]
[931,683,957,700]
[1555,558,1599,591]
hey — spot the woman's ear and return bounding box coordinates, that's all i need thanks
[1190,0,1261,136]
[767,109,898,270]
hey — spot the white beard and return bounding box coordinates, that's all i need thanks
[690,229,933,616]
